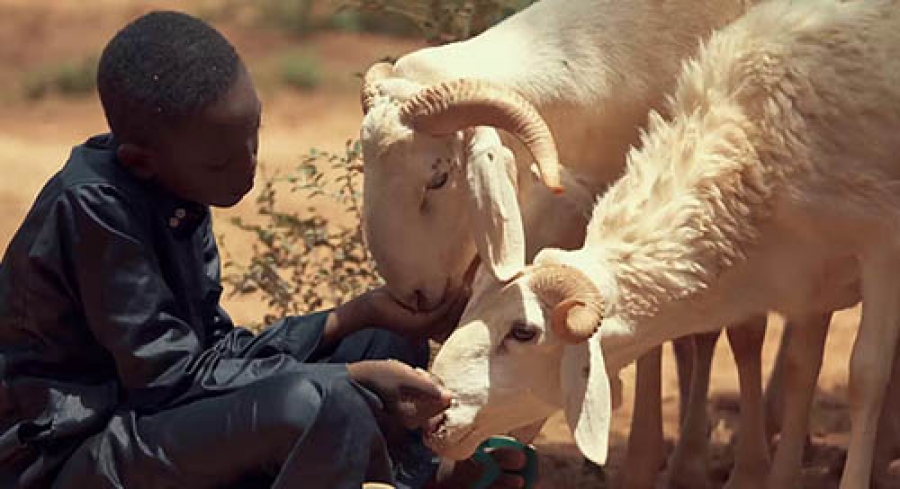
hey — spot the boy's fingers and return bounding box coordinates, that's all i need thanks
[486,446,526,471]
[492,473,525,489]
[416,367,456,404]
[427,286,470,339]
[451,284,472,308]
[423,295,458,318]
[395,388,451,429]
[394,362,450,401]
[428,285,470,317]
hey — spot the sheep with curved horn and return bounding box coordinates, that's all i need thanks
[357,1,785,487]
[426,2,900,488]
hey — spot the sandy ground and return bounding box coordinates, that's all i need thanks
[0,1,896,487]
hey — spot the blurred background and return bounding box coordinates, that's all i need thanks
[0,1,884,487]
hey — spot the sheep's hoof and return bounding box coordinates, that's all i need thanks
[616,468,658,489]
[722,472,767,489]
[666,471,712,489]
[722,459,771,489]
[576,458,609,488]
[664,450,711,489]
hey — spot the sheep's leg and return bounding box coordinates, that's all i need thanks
[666,332,719,489]
[766,313,831,489]
[841,253,900,489]
[673,335,696,427]
[617,347,665,489]
[872,342,900,489]
[764,326,789,442]
[722,316,770,489]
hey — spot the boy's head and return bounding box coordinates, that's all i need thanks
[97,11,261,207]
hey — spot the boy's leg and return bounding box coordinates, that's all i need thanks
[263,317,437,488]
[320,328,437,489]
[53,373,392,489]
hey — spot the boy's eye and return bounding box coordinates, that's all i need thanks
[509,322,537,342]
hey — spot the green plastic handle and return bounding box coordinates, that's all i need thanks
[470,436,538,489]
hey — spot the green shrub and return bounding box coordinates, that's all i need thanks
[278,52,323,90]
[326,10,365,32]
[22,56,98,100]
[223,140,380,325]
[249,0,535,40]
[328,6,421,37]
[258,0,317,36]
[338,0,536,43]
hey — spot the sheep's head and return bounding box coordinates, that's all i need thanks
[425,253,617,465]
[359,62,562,311]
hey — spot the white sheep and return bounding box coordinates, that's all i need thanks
[425,2,900,488]
[358,0,774,486]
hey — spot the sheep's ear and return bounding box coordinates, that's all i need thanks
[465,127,526,282]
[561,337,612,465]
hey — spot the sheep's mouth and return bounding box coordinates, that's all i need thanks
[424,408,475,444]
[386,256,481,314]
[424,419,481,460]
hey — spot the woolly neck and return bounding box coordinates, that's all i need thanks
[584,98,776,325]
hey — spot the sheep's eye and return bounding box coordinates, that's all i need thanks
[426,171,449,190]
[509,322,537,342]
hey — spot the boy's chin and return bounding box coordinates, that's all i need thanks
[213,194,245,207]
[210,186,253,207]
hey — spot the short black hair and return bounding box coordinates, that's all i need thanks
[97,11,242,144]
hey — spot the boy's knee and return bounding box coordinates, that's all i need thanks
[319,375,381,423]
[263,374,378,439]
[261,376,325,439]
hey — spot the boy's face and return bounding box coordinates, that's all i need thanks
[147,67,262,207]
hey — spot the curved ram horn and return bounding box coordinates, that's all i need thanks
[399,79,563,194]
[528,264,604,343]
[361,62,395,115]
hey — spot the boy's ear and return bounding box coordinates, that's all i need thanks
[116,143,156,179]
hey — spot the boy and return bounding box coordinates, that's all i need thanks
[0,11,526,489]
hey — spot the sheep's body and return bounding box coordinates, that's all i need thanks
[427,1,900,488]
[361,2,763,486]
[587,0,899,356]
[363,0,758,287]
[392,0,752,187]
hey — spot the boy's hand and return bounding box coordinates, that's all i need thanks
[348,359,453,429]
[360,285,470,341]
[329,286,470,343]
[430,448,529,489]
